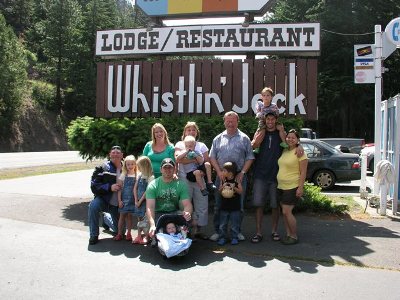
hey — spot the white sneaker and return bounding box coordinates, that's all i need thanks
[237,233,246,241]
[209,233,219,241]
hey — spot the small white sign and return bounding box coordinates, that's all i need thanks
[354,44,374,84]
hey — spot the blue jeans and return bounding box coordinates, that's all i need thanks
[219,210,241,240]
[88,196,119,238]
[213,175,247,233]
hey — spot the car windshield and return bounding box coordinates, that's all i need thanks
[317,140,342,154]
[300,139,342,157]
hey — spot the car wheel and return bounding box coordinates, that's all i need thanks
[313,170,335,190]
[369,158,374,174]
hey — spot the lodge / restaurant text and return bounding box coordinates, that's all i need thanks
[96,23,320,56]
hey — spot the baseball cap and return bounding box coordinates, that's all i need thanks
[161,158,175,168]
[111,145,122,151]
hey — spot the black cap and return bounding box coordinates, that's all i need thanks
[161,158,175,168]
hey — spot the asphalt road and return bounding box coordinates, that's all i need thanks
[0,155,399,299]
[0,151,89,169]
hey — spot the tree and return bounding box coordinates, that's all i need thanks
[0,13,28,134]
[41,0,83,112]
[0,0,34,36]
[267,0,400,140]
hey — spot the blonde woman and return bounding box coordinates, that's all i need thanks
[142,123,175,178]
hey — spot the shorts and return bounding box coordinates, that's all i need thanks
[252,178,278,208]
[278,188,299,206]
[186,163,207,183]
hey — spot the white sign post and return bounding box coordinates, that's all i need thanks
[371,17,400,214]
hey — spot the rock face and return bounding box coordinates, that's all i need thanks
[0,101,69,152]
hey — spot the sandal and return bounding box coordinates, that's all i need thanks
[125,233,132,241]
[140,235,149,245]
[251,234,263,243]
[113,234,123,241]
[132,235,143,244]
[271,232,281,241]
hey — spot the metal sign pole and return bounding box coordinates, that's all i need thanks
[373,25,382,195]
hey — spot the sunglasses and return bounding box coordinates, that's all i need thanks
[111,145,121,151]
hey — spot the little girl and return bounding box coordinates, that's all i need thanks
[114,155,137,241]
[133,156,154,245]
[253,87,287,152]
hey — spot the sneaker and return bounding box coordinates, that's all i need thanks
[217,238,226,246]
[89,236,98,245]
[201,188,209,196]
[237,233,245,241]
[206,182,217,192]
[102,223,110,231]
[209,233,219,241]
[231,238,239,245]
[281,236,298,245]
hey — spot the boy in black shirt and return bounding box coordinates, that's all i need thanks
[217,162,243,245]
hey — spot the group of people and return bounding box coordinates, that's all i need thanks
[88,87,308,248]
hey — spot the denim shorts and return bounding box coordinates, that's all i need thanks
[252,178,278,208]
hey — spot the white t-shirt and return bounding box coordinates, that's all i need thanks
[175,140,209,179]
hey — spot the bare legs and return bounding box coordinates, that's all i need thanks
[255,207,280,236]
[281,204,297,239]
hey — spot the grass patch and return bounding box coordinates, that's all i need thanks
[328,195,369,219]
[0,161,101,180]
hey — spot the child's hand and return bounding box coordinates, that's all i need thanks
[276,124,284,131]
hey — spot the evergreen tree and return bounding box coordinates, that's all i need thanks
[0,0,34,36]
[41,0,83,112]
[0,13,28,134]
[268,0,400,140]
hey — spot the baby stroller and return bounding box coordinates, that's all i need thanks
[152,214,192,258]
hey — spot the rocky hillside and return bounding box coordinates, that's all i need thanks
[0,100,69,152]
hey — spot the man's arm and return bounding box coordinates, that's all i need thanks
[146,198,157,237]
[236,159,254,183]
[210,157,223,183]
[180,199,193,221]
[252,130,265,149]
[90,164,111,195]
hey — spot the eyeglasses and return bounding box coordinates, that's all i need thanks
[111,145,121,151]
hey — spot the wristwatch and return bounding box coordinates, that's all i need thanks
[241,170,246,175]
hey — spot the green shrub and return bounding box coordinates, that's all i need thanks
[66,115,303,160]
[297,183,349,214]
[30,80,56,110]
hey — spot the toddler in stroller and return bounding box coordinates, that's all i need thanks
[153,214,192,258]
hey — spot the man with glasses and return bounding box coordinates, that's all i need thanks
[146,158,193,237]
[88,145,123,245]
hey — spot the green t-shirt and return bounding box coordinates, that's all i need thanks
[142,142,175,178]
[146,177,190,213]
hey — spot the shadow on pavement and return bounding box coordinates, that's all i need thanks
[62,201,88,226]
[59,203,400,272]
